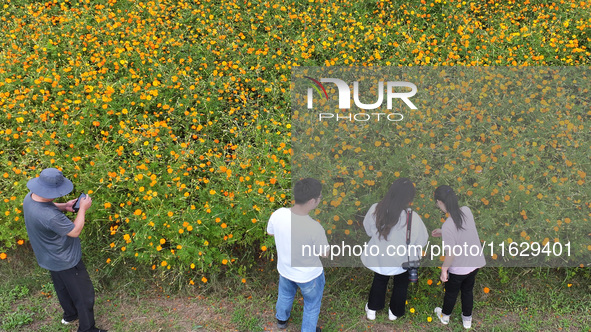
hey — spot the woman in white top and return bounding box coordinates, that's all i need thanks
[431,185,486,329]
[361,178,428,321]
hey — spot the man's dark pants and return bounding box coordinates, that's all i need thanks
[50,259,97,332]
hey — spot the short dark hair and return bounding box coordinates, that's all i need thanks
[293,178,322,205]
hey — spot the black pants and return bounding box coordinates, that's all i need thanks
[50,259,97,332]
[442,269,478,317]
[367,271,410,317]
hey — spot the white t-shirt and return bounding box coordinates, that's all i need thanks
[361,203,429,276]
[442,206,486,275]
[267,207,329,283]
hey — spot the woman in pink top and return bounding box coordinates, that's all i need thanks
[431,185,486,329]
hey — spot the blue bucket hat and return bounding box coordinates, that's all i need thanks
[27,168,74,199]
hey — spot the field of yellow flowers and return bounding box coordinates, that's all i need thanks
[0,0,590,283]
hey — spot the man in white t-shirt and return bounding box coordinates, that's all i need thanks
[267,178,329,332]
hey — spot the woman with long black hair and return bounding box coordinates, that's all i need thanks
[431,185,486,329]
[361,178,428,321]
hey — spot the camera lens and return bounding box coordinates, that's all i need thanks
[408,268,418,283]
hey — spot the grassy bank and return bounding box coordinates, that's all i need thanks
[1,246,590,331]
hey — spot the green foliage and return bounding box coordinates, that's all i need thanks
[0,285,33,331]
[1,309,34,331]
[497,267,510,284]
[231,306,263,331]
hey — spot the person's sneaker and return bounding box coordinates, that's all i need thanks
[388,308,398,321]
[434,307,449,325]
[365,303,376,320]
[277,319,288,329]
[315,327,322,332]
[462,314,472,329]
[61,318,77,325]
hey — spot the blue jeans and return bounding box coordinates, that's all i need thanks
[276,272,325,332]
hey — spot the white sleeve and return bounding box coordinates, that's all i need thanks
[267,211,276,235]
[363,204,378,237]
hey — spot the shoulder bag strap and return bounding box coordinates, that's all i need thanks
[405,208,412,245]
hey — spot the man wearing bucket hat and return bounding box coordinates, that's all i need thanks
[23,168,107,332]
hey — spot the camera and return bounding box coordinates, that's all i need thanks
[402,260,420,283]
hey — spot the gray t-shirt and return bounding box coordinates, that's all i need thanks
[23,192,81,271]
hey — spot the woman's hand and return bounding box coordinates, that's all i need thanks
[431,228,442,237]
[440,268,449,283]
